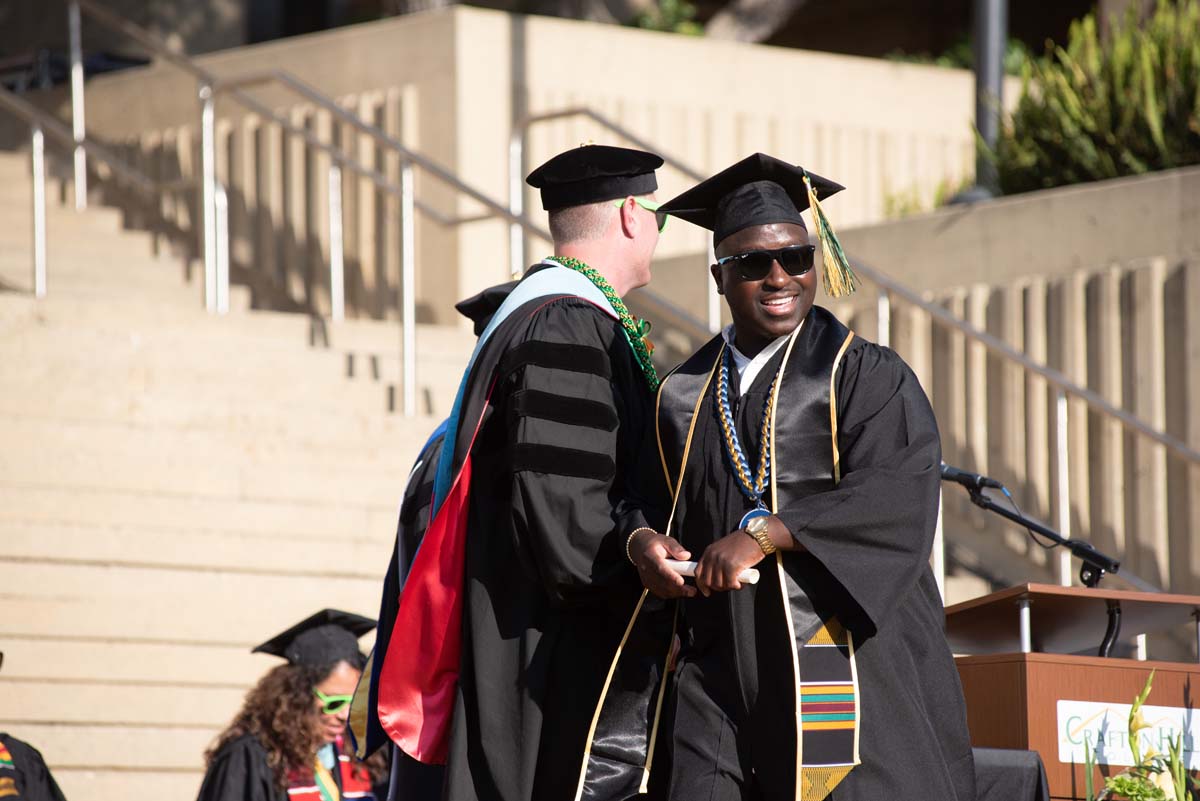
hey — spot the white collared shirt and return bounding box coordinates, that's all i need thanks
[721,320,802,397]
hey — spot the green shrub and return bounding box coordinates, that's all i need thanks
[991,0,1200,195]
[632,0,703,35]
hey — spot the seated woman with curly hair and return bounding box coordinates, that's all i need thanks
[197,609,386,801]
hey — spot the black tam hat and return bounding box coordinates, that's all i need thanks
[657,153,842,243]
[659,153,859,297]
[526,144,664,211]
[252,609,376,667]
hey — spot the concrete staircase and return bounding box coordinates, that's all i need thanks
[0,151,469,799]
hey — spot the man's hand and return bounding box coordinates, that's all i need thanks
[693,529,766,596]
[628,528,697,599]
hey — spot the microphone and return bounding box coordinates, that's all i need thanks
[940,462,1004,491]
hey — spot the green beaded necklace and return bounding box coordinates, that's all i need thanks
[546,256,660,391]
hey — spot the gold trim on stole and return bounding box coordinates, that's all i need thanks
[828,330,859,766]
[572,347,725,801]
[766,326,806,799]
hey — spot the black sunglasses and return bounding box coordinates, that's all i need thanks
[717,245,816,281]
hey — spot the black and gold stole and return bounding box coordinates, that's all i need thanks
[655,307,861,801]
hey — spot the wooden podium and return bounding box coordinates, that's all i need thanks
[946,584,1200,800]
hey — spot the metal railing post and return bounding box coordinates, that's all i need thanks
[1055,389,1071,585]
[400,162,417,417]
[706,242,720,333]
[31,124,46,298]
[508,130,525,279]
[68,0,87,210]
[877,289,891,348]
[328,165,344,322]
[214,183,230,315]
[199,83,217,313]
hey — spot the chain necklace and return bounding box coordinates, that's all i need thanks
[545,256,660,391]
[715,345,780,523]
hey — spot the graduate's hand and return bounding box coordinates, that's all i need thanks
[694,530,766,596]
[628,529,697,599]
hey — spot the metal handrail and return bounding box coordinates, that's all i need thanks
[509,107,1200,470]
[856,258,1200,467]
[61,0,1200,493]
[518,107,707,182]
[0,84,194,299]
[0,86,158,194]
[213,70,549,234]
[511,104,1198,591]
[73,0,714,415]
[73,0,551,416]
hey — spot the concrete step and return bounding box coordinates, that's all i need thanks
[0,386,443,446]
[1,419,419,505]
[2,319,469,383]
[1,635,276,687]
[2,520,393,578]
[0,198,131,233]
[0,485,398,540]
[0,291,477,357]
[2,677,245,728]
[0,722,214,772]
[0,562,380,644]
[43,768,202,801]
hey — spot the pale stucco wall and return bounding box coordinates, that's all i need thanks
[43,6,1003,323]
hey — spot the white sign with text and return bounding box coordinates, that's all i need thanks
[1057,700,1200,768]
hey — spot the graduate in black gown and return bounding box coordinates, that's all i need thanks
[197,611,384,801]
[624,154,976,801]
[373,145,674,801]
[0,735,67,801]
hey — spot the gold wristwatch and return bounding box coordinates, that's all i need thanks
[744,514,777,555]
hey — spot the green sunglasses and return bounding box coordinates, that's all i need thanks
[613,197,668,233]
[314,688,354,715]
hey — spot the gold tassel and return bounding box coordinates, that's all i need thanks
[802,171,859,298]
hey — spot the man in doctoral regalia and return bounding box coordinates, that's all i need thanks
[625,154,976,801]
[372,144,674,801]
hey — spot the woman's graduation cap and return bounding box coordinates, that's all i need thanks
[526,144,664,211]
[658,152,860,297]
[253,609,376,667]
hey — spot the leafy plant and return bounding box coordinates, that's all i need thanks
[632,0,703,35]
[989,0,1200,194]
[1082,670,1195,801]
[886,36,1031,75]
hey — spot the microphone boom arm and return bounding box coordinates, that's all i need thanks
[961,488,1120,587]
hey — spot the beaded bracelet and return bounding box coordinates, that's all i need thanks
[625,527,657,565]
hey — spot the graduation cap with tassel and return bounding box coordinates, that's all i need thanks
[657,152,859,298]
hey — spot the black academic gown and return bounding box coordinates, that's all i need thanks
[642,307,975,801]
[195,735,284,801]
[0,734,67,801]
[436,271,664,801]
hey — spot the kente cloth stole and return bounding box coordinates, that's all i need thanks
[795,617,858,800]
[312,759,340,801]
[733,325,858,801]
[0,742,15,800]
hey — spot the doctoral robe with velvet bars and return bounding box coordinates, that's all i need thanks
[437,292,661,801]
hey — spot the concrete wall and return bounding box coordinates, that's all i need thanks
[39,6,1002,324]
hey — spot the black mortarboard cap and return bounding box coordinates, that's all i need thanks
[657,153,843,245]
[526,144,664,211]
[252,609,376,667]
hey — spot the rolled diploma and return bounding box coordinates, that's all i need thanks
[666,560,760,585]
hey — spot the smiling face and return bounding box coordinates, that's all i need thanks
[710,222,815,356]
[313,660,361,745]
